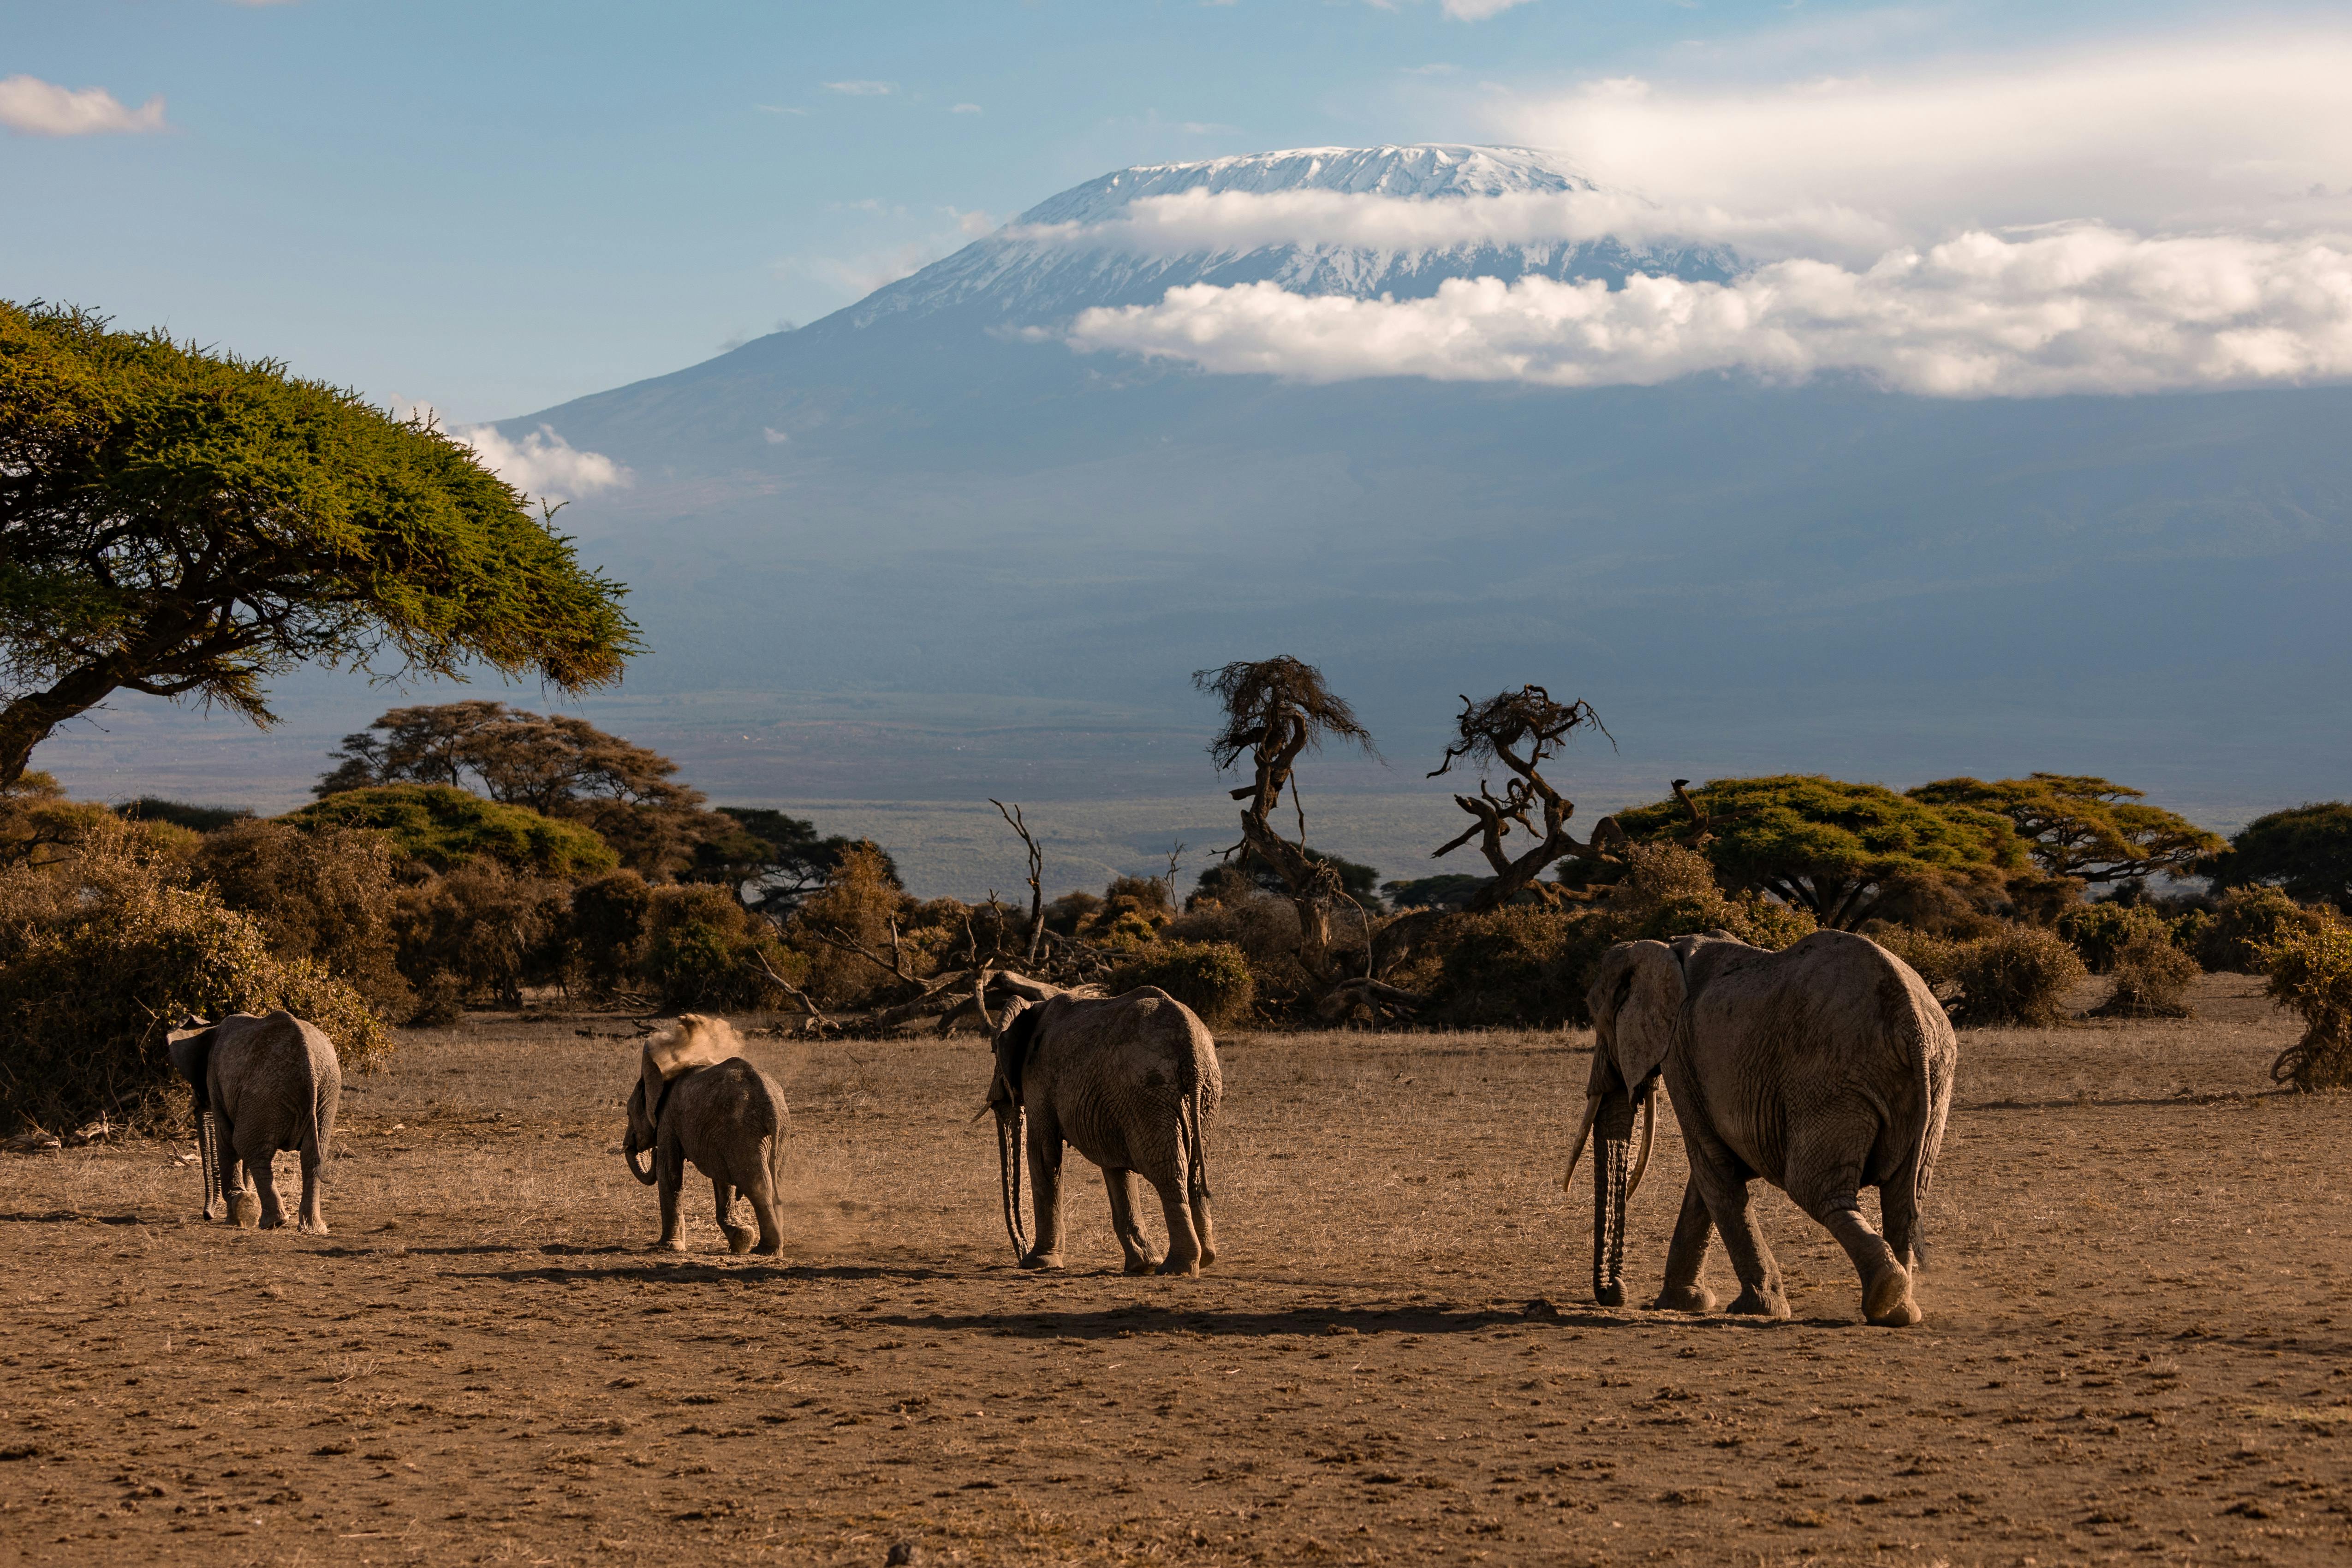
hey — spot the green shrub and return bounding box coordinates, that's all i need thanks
[2057,900,2177,973]
[786,842,914,1008]
[2093,931,2201,1019]
[2255,922,2352,1091]
[0,820,386,1132]
[1107,941,1257,1029]
[641,884,804,1010]
[1951,925,2086,1027]
[286,784,616,878]
[570,870,653,997]
[2192,886,2331,973]
[1426,907,1599,1028]
[192,818,414,1019]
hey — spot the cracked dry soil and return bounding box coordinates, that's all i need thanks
[1,973,2347,1566]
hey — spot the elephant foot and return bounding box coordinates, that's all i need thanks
[751,1238,783,1257]
[1864,1268,1922,1328]
[1121,1255,1160,1276]
[1198,1244,1218,1266]
[1018,1251,1063,1271]
[1727,1284,1791,1320]
[1593,1282,1626,1308]
[230,1193,261,1229]
[723,1224,756,1255]
[1652,1282,1717,1313]
[298,1217,329,1237]
[650,1237,687,1253]
[1155,1255,1202,1277]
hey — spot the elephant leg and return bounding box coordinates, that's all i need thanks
[1684,1137,1786,1318]
[1150,1166,1204,1277]
[653,1145,686,1252]
[1189,1186,1218,1270]
[1651,1175,1719,1313]
[1788,1140,1917,1327]
[295,1139,328,1236]
[244,1144,288,1231]
[740,1162,784,1257]
[1102,1169,1159,1274]
[1020,1121,1066,1270]
[715,1179,755,1255]
[216,1121,256,1228]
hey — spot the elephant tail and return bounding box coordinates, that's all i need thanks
[305,1075,335,1180]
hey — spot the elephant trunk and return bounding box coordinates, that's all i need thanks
[995,1104,1030,1262]
[622,1124,657,1186]
[1589,1091,1639,1307]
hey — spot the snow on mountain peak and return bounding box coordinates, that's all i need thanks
[1016,144,1590,228]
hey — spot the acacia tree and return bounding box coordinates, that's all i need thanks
[1907,774,2221,886]
[0,302,636,786]
[1614,775,2025,929]
[2208,804,2352,912]
[1194,656,1378,986]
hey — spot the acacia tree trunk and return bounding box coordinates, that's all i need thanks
[0,662,130,787]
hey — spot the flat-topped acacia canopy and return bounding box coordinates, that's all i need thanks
[0,300,639,784]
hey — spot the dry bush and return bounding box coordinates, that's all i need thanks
[192,818,414,1019]
[1606,843,1817,950]
[1866,924,1965,995]
[394,858,573,1016]
[2058,900,2178,974]
[2257,921,2352,1091]
[1163,890,1311,1006]
[1423,907,1597,1028]
[568,870,652,997]
[2094,931,2201,1019]
[0,819,385,1132]
[787,843,915,1008]
[2192,886,2332,973]
[1106,941,1257,1029]
[1951,924,2087,1027]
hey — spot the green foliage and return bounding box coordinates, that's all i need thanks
[1908,774,2221,885]
[1614,775,2025,929]
[1107,941,1258,1029]
[639,883,803,1011]
[2209,803,2352,912]
[569,870,653,997]
[1381,873,1490,911]
[1950,926,2086,1028]
[2190,886,2333,973]
[0,819,385,1132]
[2256,921,2352,1091]
[694,807,869,914]
[192,818,413,1019]
[0,300,637,785]
[390,859,574,1013]
[786,842,916,1008]
[286,784,616,878]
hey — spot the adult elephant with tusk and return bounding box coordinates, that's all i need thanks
[623,1014,789,1255]
[1571,929,1956,1327]
[986,986,1221,1276]
[167,1011,341,1234]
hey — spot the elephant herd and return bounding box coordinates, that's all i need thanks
[167,928,1955,1326]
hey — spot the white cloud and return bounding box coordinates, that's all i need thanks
[1495,30,2352,237]
[1065,226,2352,399]
[393,404,629,502]
[1442,0,1536,19]
[823,80,899,96]
[757,104,811,116]
[951,102,983,115]
[0,75,168,137]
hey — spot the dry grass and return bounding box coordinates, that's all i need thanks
[3,973,2349,1565]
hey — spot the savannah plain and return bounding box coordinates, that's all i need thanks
[3,974,2347,1567]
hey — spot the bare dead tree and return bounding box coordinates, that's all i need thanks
[1193,656,1378,988]
[991,799,1046,966]
[1426,686,1712,912]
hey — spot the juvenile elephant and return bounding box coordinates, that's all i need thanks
[1570,930,1956,1327]
[987,987,1221,1276]
[168,1011,342,1234]
[623,1014,788,1255]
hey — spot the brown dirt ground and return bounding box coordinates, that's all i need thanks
[3,972,2348,1566]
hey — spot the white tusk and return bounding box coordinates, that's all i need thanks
[1561,1093,1602,1192]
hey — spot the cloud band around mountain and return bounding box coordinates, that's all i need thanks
[1064,226,2352,399]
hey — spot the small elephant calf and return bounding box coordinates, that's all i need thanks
[623,1014,789,1255]
[168,1010,342,1234]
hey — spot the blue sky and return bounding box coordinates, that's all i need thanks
[0,0,2312,422]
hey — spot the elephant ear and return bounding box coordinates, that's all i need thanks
[991,1001,1042,1108]
[167,1022,216,1106]
[1590,940,1685,1091]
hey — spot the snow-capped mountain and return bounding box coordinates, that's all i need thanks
[500,146,2351,811]
[837,144,1734,330]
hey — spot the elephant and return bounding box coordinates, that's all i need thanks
[167,1011,342,1234]
[1569,929,1957,1328]
[623,1014,789,1255]
[986,986,1221,1276]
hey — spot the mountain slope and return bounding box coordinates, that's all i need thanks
[506,146,2352,808]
